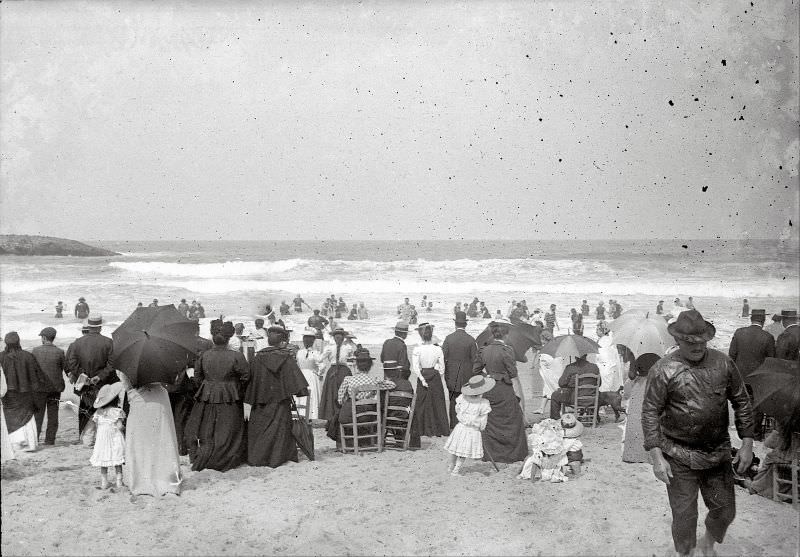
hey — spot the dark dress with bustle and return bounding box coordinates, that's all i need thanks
[318,344,351,422]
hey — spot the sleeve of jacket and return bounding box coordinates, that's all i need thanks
[502,346,518,379]
[469,340,478,365]
[727,358,755,439]
[399,343,411,374]
[641,361,669,451]
[95,340,115,382]
[234,352,250,384]
[558,366,575,388]
[472,347,485,374]
[728,331,739,361]
[765,333,775,358]
[65,342,79,381]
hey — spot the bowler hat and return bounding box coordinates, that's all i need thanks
[329,326,348,336]
[750,309,767,318]
[454,311,468,325]
[781,310,798,318]
[78,297,85,302]
[667,310,715,342]
[489,317,512,327]
[87,315,104,327]
[461,375,495,395]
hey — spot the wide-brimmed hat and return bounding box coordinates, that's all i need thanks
[667,310,715,342]
[267,325,289,335]
[302,327,318,337]
[561,413,585,438]
[461,375,496,396]
[354,349,375,362]
[329,326,348,336]
[394,320,410,333]
[454,311,468,325]
[93,382,124,408]
[87,315,104,327]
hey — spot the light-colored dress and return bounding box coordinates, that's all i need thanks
[518,419,571,482]
[1,368,15,462]
[443,396,491,459]
[621,376,650,463]
[591,334,623,392]
[537,354,564,398]
[122,380,182,496]
[296,347,323,420]
[90,406,126,467]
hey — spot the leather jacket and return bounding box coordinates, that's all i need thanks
[641,348,754,469]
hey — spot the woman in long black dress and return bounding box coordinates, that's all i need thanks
[318,327,353,422]
[472,319,528,463]
[245,326,309,467]
[411,323,450,436]
[184,323,250,472]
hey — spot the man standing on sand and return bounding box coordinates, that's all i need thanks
[775,309,799,360]
[442,311,478,428]
[31,327,66,445]
[74,297,90,319]
[381,321,412,382]
[66,315,117,435]
[293,294,306,313]
[177,299,190,317]
[642,310,753,557]
[729,309,774,440]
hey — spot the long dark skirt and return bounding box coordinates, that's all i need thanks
[318,364,351,422]
[414,368,450,437]
[184,400,245,472]
[2,390,35,433]
[247,400,297,468]
[169,393,194,456]
[482,381,528,463]
[326,398,377,447]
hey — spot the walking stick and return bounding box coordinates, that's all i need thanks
[482,438,500,472]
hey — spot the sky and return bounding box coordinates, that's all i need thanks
[1,1,798,242]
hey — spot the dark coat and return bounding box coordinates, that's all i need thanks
[473,340,517,383]
[0,349,48,393]
[728,324,776,379]
[244,346,308,405]
[66,332,114,383]
[441,328,477,392]
[775,324,800,361]
[380,336,411,377]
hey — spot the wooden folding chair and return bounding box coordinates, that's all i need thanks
[564,373,600,428]
[339,384,383,455]
[293,392,311,422]
[773,432,800,509]
[383,389,417,450]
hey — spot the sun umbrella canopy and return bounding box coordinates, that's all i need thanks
[112,305,198,388]
[748,357,800,420]
[608,311,675,358]
[475,319,543,363]
[540,334,600,359]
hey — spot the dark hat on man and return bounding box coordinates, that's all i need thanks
[454,311,468,326]
[667,310,715,342]
[87,315,104,327]
[78,297,86,302]
[329,326,348,337]
[39,327,57,340]
[781,310,798,318]
[354,349,375,362]
[750,309,767,320]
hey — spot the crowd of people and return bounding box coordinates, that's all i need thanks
[2,293,798,556]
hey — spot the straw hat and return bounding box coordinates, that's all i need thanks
[94,382,125,408]
[329,326,348,337]
[461,375,495,395]
[561,413,585,438]
[394,320,410,333]
[87,315,104,327]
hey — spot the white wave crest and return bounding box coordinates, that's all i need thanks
[109,259,306,277]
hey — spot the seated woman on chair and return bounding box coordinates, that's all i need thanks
[325,349,395,445]
[745,412,800,500]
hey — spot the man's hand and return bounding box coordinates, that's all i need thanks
[651,449,673,485]
[243,403,252,422]
[733,438,754,475]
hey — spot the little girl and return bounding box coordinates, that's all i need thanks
[90,382,126,489]
[444,375,493,476]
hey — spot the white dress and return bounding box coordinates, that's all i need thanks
[591,334,623,392]
[443,396,491,459]
[296,348,323,420]
[90,406,126,467]
[537,354,564,397]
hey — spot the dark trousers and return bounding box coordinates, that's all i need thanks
[448,390,459,429]
[32,391,61,444]
[549,388,574,419]
[664,455,736,555]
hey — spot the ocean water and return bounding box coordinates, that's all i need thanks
[1,239,797,351]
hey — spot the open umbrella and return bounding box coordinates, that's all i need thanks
[540,334,600,359]
[608,311,675,358]
[475,319,543,363]
[747,357,800,419]
[111,305,197,388]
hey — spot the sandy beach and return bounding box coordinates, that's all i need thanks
[2,354,797,557]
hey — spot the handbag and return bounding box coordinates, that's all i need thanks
[290,396,315,461]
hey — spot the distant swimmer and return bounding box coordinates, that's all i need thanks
[581,300,590,317]
[279,300,291,315]
[74,297,90,319]
[148,299,159,308]
[656,300,664,315]
[293,294,309,313]
[686,296,696,310]
[55,301,64,318]
[741,298,749,318]
[196,302,206,318]
[595,301,605,321]
[357,302,369,320]
[308,309,329,332]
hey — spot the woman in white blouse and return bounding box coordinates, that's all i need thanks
[411,323,450,436]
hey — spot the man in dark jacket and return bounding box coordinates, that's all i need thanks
[441,311,477,428]
[642,310,753,557]
[31,327,66,445]
[775,309,799,360]
[380,321,412,381]
[728,308,775,440]
[74,297,90,319]
[65,315,116,434]
[549,354,600,419]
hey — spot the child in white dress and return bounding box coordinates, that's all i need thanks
[90,383,126,489]
[444,375,493,476]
